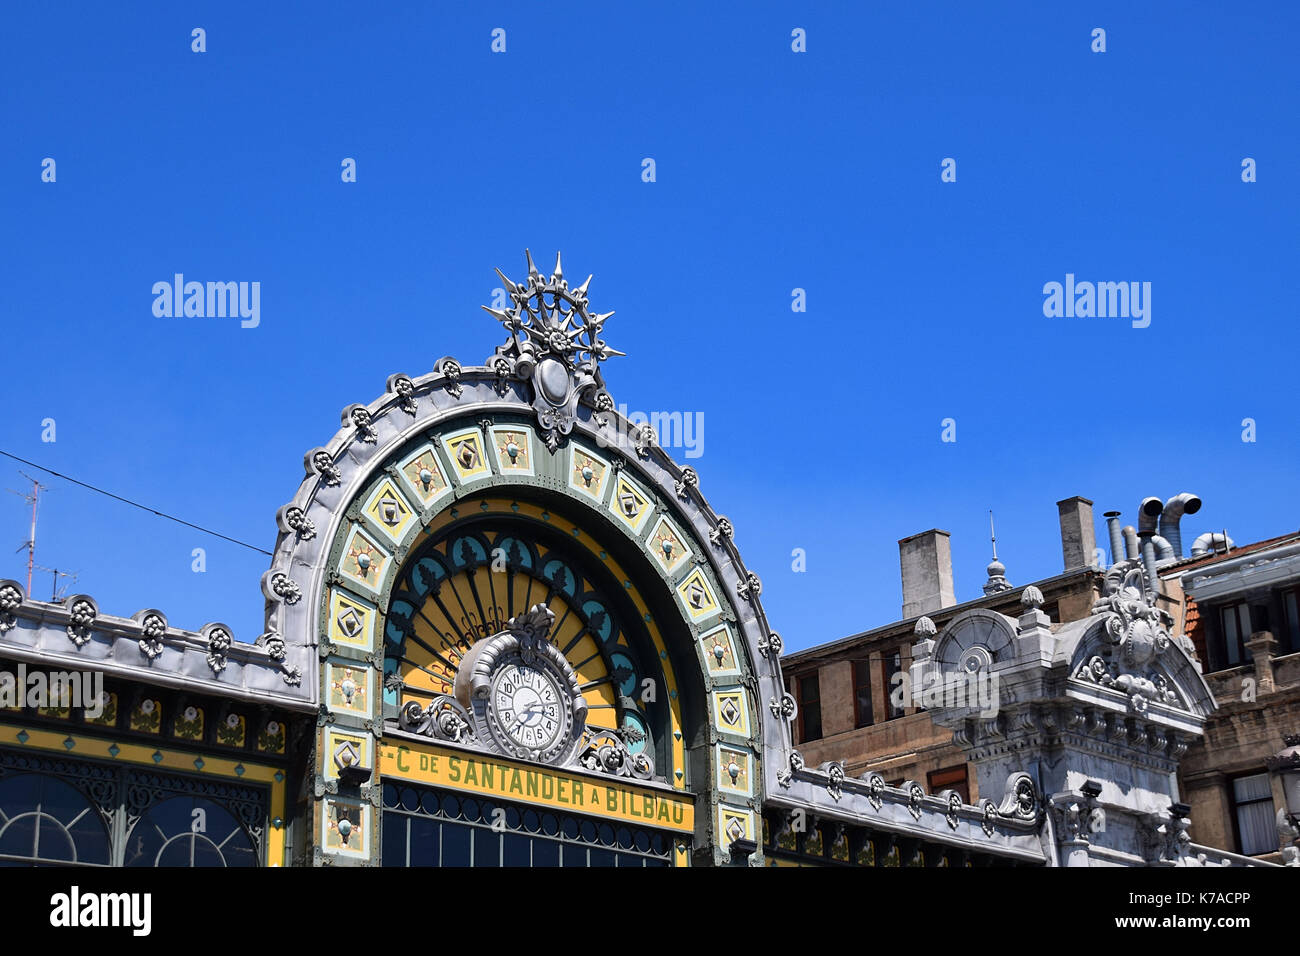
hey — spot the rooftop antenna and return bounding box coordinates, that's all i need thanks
[33,564,78,602]
[989,509,999,561]
[7,472,47,595]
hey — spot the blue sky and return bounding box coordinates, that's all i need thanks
[1,2,1296,652]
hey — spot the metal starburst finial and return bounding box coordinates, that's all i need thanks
[482,251,624,451]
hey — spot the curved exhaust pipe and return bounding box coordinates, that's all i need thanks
[1160,493,1202,557]
[1123,525,1139,561]
[1138,496,1163,535]
[1150,534,1174,562]
[1191,531,1235,557]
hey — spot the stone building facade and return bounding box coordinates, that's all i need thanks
[782,495,1299,865]
[0,255,1285,867]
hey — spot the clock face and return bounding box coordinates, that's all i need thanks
[491,662,564,752]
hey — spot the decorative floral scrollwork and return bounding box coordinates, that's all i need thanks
[865,773,885,810]
[260,632,286,662]
[270,572,301,606]
[907,783,925,820]
[769,692,797,722]
[737,571,762,603]
[821,760,845,802]
[674,467,698,500]
[312,451,341,487]
[633,423,656,458]
[982,801,998,837]
[758,632,783,658]
[776,749,804,788]
[139,613,166,660]
[507,603,556,667]
[999,773,1039,821]
[946,792,962,829]
[205,626,232,675]
[67,599,96,648]
[283,506,316,540]
[709,516,733,547]
[435,358,463,398]
[400,697,473,744]
[349,407,377,443]
[0,582,22,633]
[577,727,654,781]
[388,373,418,414]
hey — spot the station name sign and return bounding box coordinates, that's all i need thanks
[380,740,694,833]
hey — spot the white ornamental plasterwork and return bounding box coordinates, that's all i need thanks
[0,582,23,633]
[481,250,623,452]
[1076,565,1183,713]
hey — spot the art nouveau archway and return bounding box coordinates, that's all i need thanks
[257,254,795,865]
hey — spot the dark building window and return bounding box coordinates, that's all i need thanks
[798,674,822,741]
[1229,773,1277,857]
[0,773,111,867]
[884,652,906,719]
[1281,586,1300,655]
[1218,602,1252,668]
[853,661,874,729]
[927,766,970,804]
[381,784,672,867]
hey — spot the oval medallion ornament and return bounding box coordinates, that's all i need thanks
[536,357,570,406]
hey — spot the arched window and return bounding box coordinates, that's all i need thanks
[124,796,258,867]
[0,773,111,866]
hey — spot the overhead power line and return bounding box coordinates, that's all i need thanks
[0,449,272,557]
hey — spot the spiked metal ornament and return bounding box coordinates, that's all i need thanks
[483,250,623,451]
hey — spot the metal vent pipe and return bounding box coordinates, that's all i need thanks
[1104,511,1124,568]
[1160,493,1202,557]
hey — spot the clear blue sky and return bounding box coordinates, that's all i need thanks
[1,3,1296,652]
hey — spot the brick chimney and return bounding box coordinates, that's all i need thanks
[899,529,956,619]
[1057,496,1097,571]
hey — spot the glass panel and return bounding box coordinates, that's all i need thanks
[588,847,617,867]
[409,817,439,866]
[0,774,109,866]
[474,828,500,867]
[382,815,407,866]
[1233,773,1272,802]
[126,796,256,868]
[502,833,531,867]
[531,839,560,867]
[561,844,586,867]
[854,662,874,728]
[1238,801,1278,855]
[440,820,470,866]
[1222,605,1241,667]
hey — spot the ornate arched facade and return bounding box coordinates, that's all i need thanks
[259,253,792,866]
